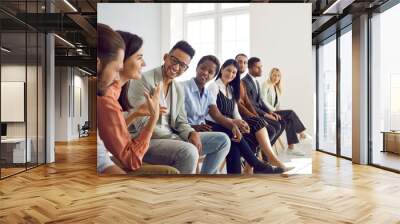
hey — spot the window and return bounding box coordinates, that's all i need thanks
[180,3,250,81]
[185,18,216,80]
[390,74,400,130]
[185,3,214,14]
[339,28,352,158]
[317,37,337,154]
[221,13,249,62]
[220,3,249,9]
[317,26,353,159]
[371,2,400,171]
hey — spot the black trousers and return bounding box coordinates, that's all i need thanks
[275,110,306,145]
[206,121,265,174]
[261,116,285,146]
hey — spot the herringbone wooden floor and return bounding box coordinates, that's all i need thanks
[1,135,400,224]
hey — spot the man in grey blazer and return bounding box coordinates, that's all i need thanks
[127,41,230,174]
[241,57,285,147]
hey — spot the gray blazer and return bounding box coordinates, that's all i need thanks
[127,66,194,141]
[242,74,271,116]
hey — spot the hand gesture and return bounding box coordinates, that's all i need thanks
[273,112,282,120]
[232,119,250,133]
[133,84,167,117]
[264,112,277,121]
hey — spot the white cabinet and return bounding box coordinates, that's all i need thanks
[1,138,32,163]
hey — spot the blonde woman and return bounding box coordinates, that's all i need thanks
[260,68,311,156]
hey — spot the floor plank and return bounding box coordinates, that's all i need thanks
[0,134,400,223]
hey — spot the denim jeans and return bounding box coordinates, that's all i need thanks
[142,132,230,174]
[198,131,230,174]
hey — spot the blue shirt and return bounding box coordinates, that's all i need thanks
[182,78,216,125]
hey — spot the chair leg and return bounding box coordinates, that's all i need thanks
[278,137,285,149]
[196,156,205,174]
[219,160,226,174]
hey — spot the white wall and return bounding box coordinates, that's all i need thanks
[97,3,162,72]
[72,74,89,138]
[55,67,69,141]
[54,67,89,141]
[250,3,314,144]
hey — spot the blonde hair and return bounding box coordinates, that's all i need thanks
[267,68,282,94]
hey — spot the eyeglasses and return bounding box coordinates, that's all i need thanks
[169,55,189,71]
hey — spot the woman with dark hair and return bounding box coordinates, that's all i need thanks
[97,25,178,174]
[116,30,167,127]
[205,59,284,174]
[216,59,291,171]
[117,30,143,112]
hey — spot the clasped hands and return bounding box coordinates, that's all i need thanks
[230,119,250,142]
[264,112,281,121]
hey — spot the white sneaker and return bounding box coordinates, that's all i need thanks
[283,166,295,172]
[299,133,312,143]
[287,147,306,156]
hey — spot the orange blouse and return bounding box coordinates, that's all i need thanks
[97,81,152,171]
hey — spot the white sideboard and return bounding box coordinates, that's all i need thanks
[1,138,32,163]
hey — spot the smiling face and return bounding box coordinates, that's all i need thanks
[162,48,191,81]
[220,65,238,85]
[97,49,124,95]
[120,46,146,81]
[195,60,217,87]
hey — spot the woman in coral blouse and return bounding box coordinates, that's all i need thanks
[97,24,178,174]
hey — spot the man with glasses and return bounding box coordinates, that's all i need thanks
[127,41,230,174]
